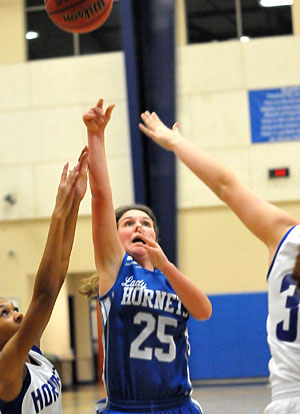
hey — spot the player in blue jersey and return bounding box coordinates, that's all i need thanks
[81,99,212,414]
[0,147,88,414]
[139,111,300,414]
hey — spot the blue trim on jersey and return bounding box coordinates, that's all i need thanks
[31,345,42,355]
[267,225,296,280]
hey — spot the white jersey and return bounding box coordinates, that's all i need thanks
[267,225,300,400]
[0,347,62,414]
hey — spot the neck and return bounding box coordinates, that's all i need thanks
[134,255,154,271]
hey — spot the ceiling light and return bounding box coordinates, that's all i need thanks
[259,0,293,6]
[240,36,250,43]
[25,31,39,40]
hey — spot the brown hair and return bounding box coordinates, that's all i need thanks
[115,204,158,239]
[79,204,158,297]
[292,245,300,290]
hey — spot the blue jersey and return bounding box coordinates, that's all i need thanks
[99,253,192,405]
[0,347,62,414]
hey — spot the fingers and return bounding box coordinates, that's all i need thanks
[136,228,157,247]
[96,98,104,109]
[67,164,78,184]
[172,121,180,131]
[138,122,151,136]
[83,110,97,121]
[78,146,89,162]
[60,162,69,184]
[105,104,116,120]
[140,111,160,126]
[77,149,89,175]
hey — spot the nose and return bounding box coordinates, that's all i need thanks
[135,220,142,229]
[14,312,23,323]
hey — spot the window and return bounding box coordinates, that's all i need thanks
[185,0,238,43]
[25,0,122,61]
[185,0,292,44]
[241,0,292,38]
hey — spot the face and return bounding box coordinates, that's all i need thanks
[0,298,23,351]
[117,209,156,259]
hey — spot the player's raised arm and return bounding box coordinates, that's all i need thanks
[139,111,299,260]
[83,99,124,296]
[0,149,88,403]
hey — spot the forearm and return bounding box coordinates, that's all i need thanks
[60,200,80,276]
[32,213,65,298]
[162,261,212,320]
[87,131,113,200]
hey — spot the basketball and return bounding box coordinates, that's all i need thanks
[44,0,113,34]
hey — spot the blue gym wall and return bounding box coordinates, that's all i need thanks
[188,292,271,379]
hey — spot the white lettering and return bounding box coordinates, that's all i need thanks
[121,276,147,289]
[121,287,133,305]
[142,289,154,308]
[164,293,177,313]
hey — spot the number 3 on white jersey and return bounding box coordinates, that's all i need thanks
[276,274,300,342]
[130,312,177,362]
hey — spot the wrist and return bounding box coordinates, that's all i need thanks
[169,136,185,153]
[159,259,173,275]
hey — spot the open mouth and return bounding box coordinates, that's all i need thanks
[132,237,146,245]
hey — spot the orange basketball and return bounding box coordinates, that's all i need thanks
[44,0,113,34]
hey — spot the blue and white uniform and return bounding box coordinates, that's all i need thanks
[0,347,62,414]
[265,225,300,413]
[97,253,202,414]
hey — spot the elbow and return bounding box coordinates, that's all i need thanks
[202,305,213,321]
[192,302,212,321]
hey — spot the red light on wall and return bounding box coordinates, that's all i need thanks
[268,168,290,179]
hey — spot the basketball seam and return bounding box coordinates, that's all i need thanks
[48,0,109,16]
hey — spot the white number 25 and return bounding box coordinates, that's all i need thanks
[129,312,177,362]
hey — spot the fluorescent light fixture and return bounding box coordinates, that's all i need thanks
[25,31,39,40]
[259,0,293,6]
[240,36,250,43]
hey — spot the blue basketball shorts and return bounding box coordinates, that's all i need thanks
[95,396,203,414]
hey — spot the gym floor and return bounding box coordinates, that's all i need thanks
[62,380,271,414]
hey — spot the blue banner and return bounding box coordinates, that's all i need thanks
[249,86,300,143]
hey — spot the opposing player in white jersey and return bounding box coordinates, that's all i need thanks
[81,99,212,414]
[139,111,300,414]
[0,147,88,414]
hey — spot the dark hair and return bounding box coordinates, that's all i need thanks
[115,204,159,239]
[292,246,300,291]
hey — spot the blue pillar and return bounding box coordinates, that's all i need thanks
[119,0,177,264]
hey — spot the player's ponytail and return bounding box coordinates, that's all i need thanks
[78,273,99,298]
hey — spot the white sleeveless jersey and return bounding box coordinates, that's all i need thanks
[267,225,300,400]
[0,348,62,414]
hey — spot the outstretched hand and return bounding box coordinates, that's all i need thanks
[139,111,182,150]
[54,162,78,218]
[135,227,169,272]
[83,98,115,135]
[54,146,89,217]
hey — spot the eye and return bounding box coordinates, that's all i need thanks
[143,221,151,227]
[0,310,8,317]
[13,307,19,313]
[124,221,133,227]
